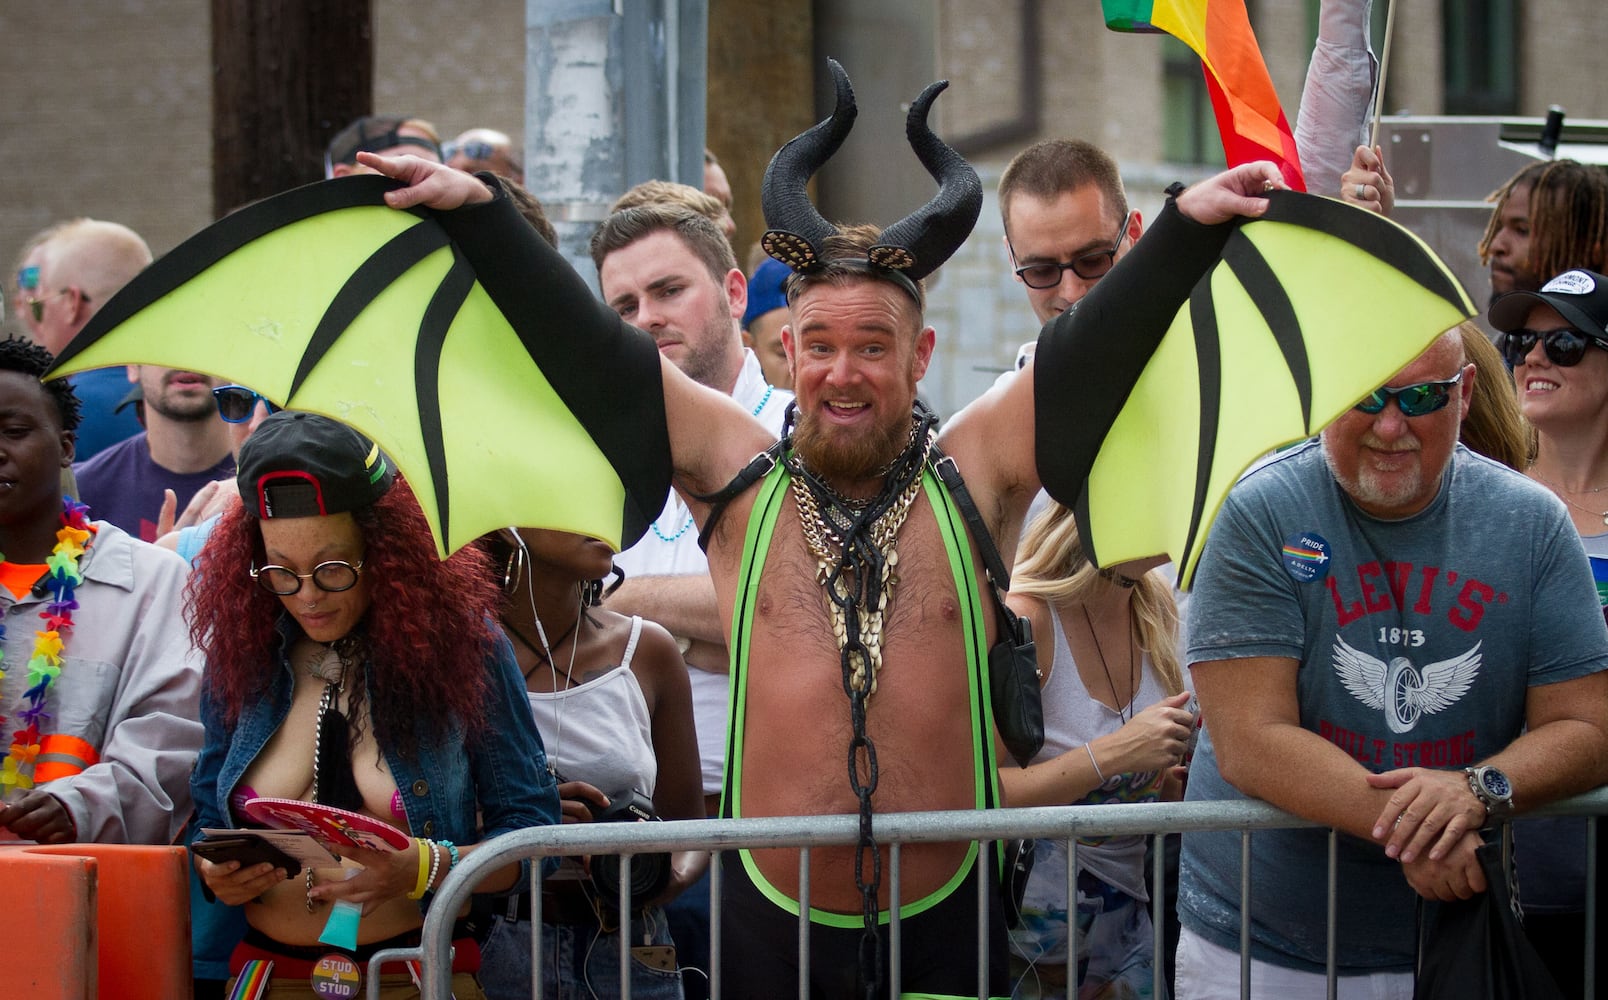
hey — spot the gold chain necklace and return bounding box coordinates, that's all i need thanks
[792,447,927,699]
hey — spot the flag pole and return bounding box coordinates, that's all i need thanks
[1368,0,1398,147]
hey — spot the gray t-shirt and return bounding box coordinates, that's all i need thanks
[1179,440,1608,972]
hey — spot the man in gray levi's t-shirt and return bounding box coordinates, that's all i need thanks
[1176,330,1608,993]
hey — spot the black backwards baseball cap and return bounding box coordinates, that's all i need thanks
[1489,269,1608,335]
[237,411,395,519]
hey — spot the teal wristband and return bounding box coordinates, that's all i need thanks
[441,840,460,870]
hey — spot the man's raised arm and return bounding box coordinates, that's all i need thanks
[940,162,1286,556]
[362,153,771,533]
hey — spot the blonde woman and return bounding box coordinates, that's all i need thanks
[1003,501,1195,999]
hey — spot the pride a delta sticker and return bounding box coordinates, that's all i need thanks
[1282,532,1331,582]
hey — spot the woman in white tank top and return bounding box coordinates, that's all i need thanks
[1001,501,1198,999]
[478,528,705,1000]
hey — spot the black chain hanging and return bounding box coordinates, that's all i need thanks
[787,402,939,999]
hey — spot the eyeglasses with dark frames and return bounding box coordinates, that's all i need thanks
[1009,211,1133,290]
[1501,327,1608,368]
[212,385,280,424]
[1354,371,1464,417]
[250,560,365,596]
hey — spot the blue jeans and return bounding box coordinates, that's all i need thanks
[479,905,684,1000]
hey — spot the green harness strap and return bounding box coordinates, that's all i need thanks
[719,456,1003,924]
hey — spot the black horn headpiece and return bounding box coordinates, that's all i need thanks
[760,59,982,296]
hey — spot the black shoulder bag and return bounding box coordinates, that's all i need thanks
[930,449,1045,770]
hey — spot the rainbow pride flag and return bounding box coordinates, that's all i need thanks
[1104,0,1306,190]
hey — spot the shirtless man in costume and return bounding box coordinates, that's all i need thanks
[363,63,1280,998]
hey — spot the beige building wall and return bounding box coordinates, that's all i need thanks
[0,2,213,266]
[0,0,529,276]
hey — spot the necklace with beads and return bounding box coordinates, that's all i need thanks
[650,386,778,543]
[0,498,96,794]
[650,497,695,543]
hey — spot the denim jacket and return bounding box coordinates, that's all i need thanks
[191,617,560,908]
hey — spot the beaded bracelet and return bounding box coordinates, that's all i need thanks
[408,838,434,900]
[424,840,443,895]
[440,840,460,872]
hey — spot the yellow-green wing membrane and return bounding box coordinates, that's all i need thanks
[48,175,667,557]
[1053,191,1475,588]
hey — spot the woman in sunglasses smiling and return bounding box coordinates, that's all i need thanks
[188,411,558,998]
[1489,269,1608,988]
[1492,269,1608,538]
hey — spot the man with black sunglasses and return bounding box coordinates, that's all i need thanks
[1176,328,1608,994]
[443,127,523,183]
[999,139,1144,326]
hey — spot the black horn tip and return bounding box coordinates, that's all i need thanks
[908,79,951,124]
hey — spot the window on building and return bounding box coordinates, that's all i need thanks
[1443,0,1517,114]
[1162,35,1226,167]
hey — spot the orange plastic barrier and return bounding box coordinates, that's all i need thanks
[22,843,192,1000]
[0,848,96,998]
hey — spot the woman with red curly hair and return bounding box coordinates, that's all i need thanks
[189,411,559,999]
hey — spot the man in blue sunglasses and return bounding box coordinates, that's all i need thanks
[1177,328,1608,995]
[149,384,276,555]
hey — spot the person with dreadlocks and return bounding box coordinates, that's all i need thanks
[189,411,559,998]
[0,335,201,845]
[1479,159,1608,308]
[1350,153,1608,310]
[357,57,1284,997]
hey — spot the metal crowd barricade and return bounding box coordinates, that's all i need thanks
[380,788,1608,1000]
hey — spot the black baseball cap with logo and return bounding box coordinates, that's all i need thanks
[1489,269,1608,336]
[237,411,394,519]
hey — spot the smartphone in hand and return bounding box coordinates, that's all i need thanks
[191,834,302,878]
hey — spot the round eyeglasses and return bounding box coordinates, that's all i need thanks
[213,385,280,423]
[1501,327,1608,368]
[1354,371,1463,417]
[250,560,364,596]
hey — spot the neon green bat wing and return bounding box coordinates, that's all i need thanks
[48,176,670,557]
[1037,191,1476,588]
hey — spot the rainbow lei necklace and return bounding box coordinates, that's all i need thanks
[0,498,96,793]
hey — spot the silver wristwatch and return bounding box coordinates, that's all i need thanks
[1464,765,1514,819]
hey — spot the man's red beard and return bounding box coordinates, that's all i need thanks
[791,405,911,485]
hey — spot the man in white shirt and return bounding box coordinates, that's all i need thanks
[588,202,792,994]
